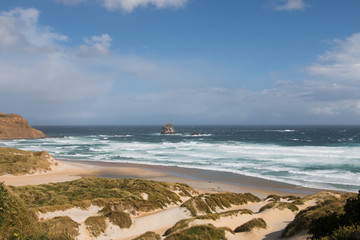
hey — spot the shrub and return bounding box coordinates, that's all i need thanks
[164,224,232,240]
[85,216,107,237]
[234,218,267,232]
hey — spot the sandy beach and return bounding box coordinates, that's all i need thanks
[0,159,323,198]
[1,159,334,240]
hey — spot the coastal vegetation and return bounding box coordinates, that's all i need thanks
[164,209,253,236]
[282,191,359,239]
[164,224,233,240]
[0,147,56,176]
[43,216,79,239]
[85,216,107,237]
[259,202,299,212]
[181,192,260,216]
[234,218,268,232]
[0,182,70,240]
[9,177,196,213]
[133,231,161,240]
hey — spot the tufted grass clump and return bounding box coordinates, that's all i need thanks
[132,231,161,240]
[265,194,301,202]
[85,216,107,237]
[102,210,132,228]
[164,209,253,236]
[10,177,196,213]
[164,224,233,240]
[43,216,79,238]
[181,192,260,216]
[234,218,267,232]
[281,192,356,238]
[0,182,51,239]
[0,147,54,176]
[259,202,299,212]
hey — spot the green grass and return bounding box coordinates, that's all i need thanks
[234,218,267,232]
[43,216,79,238]
[259,202,299,212]
[0,182,50,240]
[195,209,253,221]
[10,177,196,213]
[164,209,253,236]
[181,192,260,216]
[320,224,360,240]
[281,192,355,238]
[0,147,55,176]
[164,224,233,240]
[132,231,161,240]
[102,210,132,228]
[265,194,301,202]
[85,216,107,237]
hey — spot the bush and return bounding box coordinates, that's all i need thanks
[234,218,267,232]
[164,224,232,240]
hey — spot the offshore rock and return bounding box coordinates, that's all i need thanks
[191,131,200,136]
[0,112,47,139]
[161,123,176,134]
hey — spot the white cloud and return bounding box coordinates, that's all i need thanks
[0,8,67,53]
[1,7,360,125]
[273,0,307,11]
[307,33,360,81]
[101,0,187,12]
[78,34,112,57]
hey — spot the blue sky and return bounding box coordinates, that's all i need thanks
[0,0,359,125]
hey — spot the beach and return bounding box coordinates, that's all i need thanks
[0,156,354,240]
[0,159,323,198]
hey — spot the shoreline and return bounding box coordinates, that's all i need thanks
[1,158,329,198]
[71,159,327,197]
[1,158,347,240]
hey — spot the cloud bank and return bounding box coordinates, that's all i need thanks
[0,7,360,125]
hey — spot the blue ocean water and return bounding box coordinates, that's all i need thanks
[0,126,359,192]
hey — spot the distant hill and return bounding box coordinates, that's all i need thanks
[0,112,47,139]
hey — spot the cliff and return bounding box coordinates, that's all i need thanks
[0,112,47,139]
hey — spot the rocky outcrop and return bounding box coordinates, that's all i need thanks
[0,112,47,139]
[191,131,200,136]
[161,123,176,134]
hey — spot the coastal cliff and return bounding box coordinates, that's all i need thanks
[0,112,47,139]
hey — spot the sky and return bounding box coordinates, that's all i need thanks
[0,0,359,125]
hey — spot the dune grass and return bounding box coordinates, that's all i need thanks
[43,216,79,239]
[265,194,301,202]
[259,202,299,212]
[164,209,253,236]
[0,147,55,176]
[0,182,47,239]
[10,177,196,213]
[164,224,232,240]
[0,182,76,240]
[234,218,267,232]
[85,216,107,237]
[132,231,161,240]
[181,192,260,216]
[102,210,132,228]
[281,192,356,238]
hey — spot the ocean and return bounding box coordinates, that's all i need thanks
[0,125,359,192]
